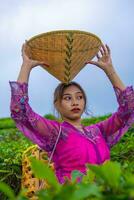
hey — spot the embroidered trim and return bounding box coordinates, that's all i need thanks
[114,85,134,126]
[83,127,101,144]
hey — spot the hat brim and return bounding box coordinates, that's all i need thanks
[25,30,102,83]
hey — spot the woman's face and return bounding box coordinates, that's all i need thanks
[56,85,85,120]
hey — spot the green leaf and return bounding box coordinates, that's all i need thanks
[73,183,101,199]
[0,182,16,200]
[87,161,121,189]
[56,184,76,200]
[36,189,51,200]
[16,188,29,200]
[30,157,61,189]
[82,168,95,183]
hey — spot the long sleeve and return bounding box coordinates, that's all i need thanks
[95,85,134,148]
[9,81,60,155]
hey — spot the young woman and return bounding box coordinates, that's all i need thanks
[10,42,134,184]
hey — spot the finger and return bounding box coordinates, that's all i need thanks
[21,43,30,60]
[23,41,32,58]
[96,53,101,59]
[36,61,50,67]
[85,60,98,66]
[41,62,49,67]
[106,44,111,54]
[101,43,108,55]
[99,47,104,56]
[22,40,28,51]
[21,43,25,55]
[40,63,50,68]
[22,42,26,51]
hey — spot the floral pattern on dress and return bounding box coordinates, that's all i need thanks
[96,85,134,148]
[9,81,60,154]
[83,126,101,144]
[114,85,134,127]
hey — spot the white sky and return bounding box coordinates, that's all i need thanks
[0,0,134,118]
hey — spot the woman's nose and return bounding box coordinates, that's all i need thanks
[71,98,78,105]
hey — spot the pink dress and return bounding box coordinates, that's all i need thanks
[9,81,134,184]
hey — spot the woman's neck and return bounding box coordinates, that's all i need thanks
[62,117,82,127]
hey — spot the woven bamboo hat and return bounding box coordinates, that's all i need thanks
[25,30,102,83]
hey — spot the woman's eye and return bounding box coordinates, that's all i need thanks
[64,96,71,100]
[64,96,83,100]
[77,96,83,99]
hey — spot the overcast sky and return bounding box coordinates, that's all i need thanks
[0,0,134,119]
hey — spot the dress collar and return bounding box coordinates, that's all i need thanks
[61,121,99,144]
[61,121,85,133]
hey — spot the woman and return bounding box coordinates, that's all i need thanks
[10,42,134,184]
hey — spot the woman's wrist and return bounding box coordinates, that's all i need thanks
[17,63,31,83]
[105,69,116,77]
[21,62,33,71]
[103,66,126,90]
[103,64,116,76]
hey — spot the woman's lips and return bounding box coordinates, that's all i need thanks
[71,108,80,112]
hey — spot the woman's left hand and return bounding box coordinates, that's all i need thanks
[86,44,114,73]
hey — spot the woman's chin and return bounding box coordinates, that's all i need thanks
[70,113,81,119]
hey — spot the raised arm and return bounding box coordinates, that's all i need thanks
[10,42,60,154]
[17,42,47,83]
[86,44,134,147]
[95,85,134,147]
[86,43,126,90]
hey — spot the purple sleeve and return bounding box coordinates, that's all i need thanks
[9,81,60,155]
[95,85,134,148]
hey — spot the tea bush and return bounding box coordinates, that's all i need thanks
[0,113,134,199]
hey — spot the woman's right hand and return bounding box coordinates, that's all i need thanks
[17,42,49,83]
[21,41,48,70]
